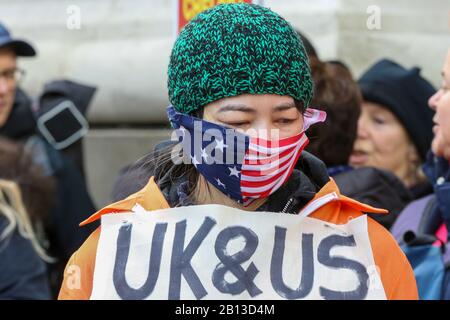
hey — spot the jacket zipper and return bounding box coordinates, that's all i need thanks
[281,197,298,214]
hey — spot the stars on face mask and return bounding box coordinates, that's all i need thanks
[214,138,228,151]
[215,178,226,189]
[228,166,240,178]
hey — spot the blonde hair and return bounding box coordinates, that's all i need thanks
[0,179,54,263]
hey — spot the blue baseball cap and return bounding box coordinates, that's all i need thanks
[0,22,36,57]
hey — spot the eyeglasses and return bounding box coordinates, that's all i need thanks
[0,67,26,85]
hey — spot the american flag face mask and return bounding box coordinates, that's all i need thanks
[167,105,326,206]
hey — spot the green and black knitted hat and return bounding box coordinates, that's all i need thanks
[167,3,313,115]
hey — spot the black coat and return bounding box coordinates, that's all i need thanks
[333,167,412,229]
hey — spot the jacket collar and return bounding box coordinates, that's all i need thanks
[80,176,169,226]
[423,152,450,230]
[80,176,386,227]
[423,152,450,187]
[302,176,387,217]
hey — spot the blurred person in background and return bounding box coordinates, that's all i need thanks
[0,137,56,299]
[391,49,450,300]
[296,30,318,59]
[0,137,54,299]
[305,58,360,174]
[0,21,97,296]
[350,59,436,200]
[0,180,51,299]
[0,137,55,249]
[305,58,412,229]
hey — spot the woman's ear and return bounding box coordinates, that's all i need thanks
[408,142,420,164]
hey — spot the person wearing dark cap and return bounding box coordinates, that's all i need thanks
[350,59,436,199]
[0,23,36,56]
[0,22,97,297]
[0,137,54,299]
[0,23,35,131]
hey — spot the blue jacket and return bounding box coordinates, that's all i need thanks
[391,152,450,299]
[423,155,450,231]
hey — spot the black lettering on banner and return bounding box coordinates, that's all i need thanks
[212,226,262,297]
[317,234,369,300]
[169,217,216,300]
[270,227,314,299]
[113,222,168,299]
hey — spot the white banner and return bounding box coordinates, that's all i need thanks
[91,204,386,300]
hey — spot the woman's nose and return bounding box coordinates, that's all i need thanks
[245,122,280,140]
[428,89,441,111]
[356,116,369,139]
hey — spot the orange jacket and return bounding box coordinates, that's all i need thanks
[58,176,418,300]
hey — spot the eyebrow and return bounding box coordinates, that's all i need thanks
[218,102,296,113]
[218,104,256,113]
[273,102,296,112]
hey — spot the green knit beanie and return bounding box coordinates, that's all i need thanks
[167,3,313,115]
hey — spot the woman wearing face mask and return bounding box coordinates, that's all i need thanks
[391,49,450,300]
[58,4,417,300]
[350,59,436,199]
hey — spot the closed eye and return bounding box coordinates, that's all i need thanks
[221,121,250,128]
[221,121,250,129]
[276,118,296,125]
[372,116,385,125]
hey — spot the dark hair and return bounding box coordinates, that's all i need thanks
[306,58,362,166]
[327,59,351,73]
[296,30,318,59]
[132,139,200,207]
